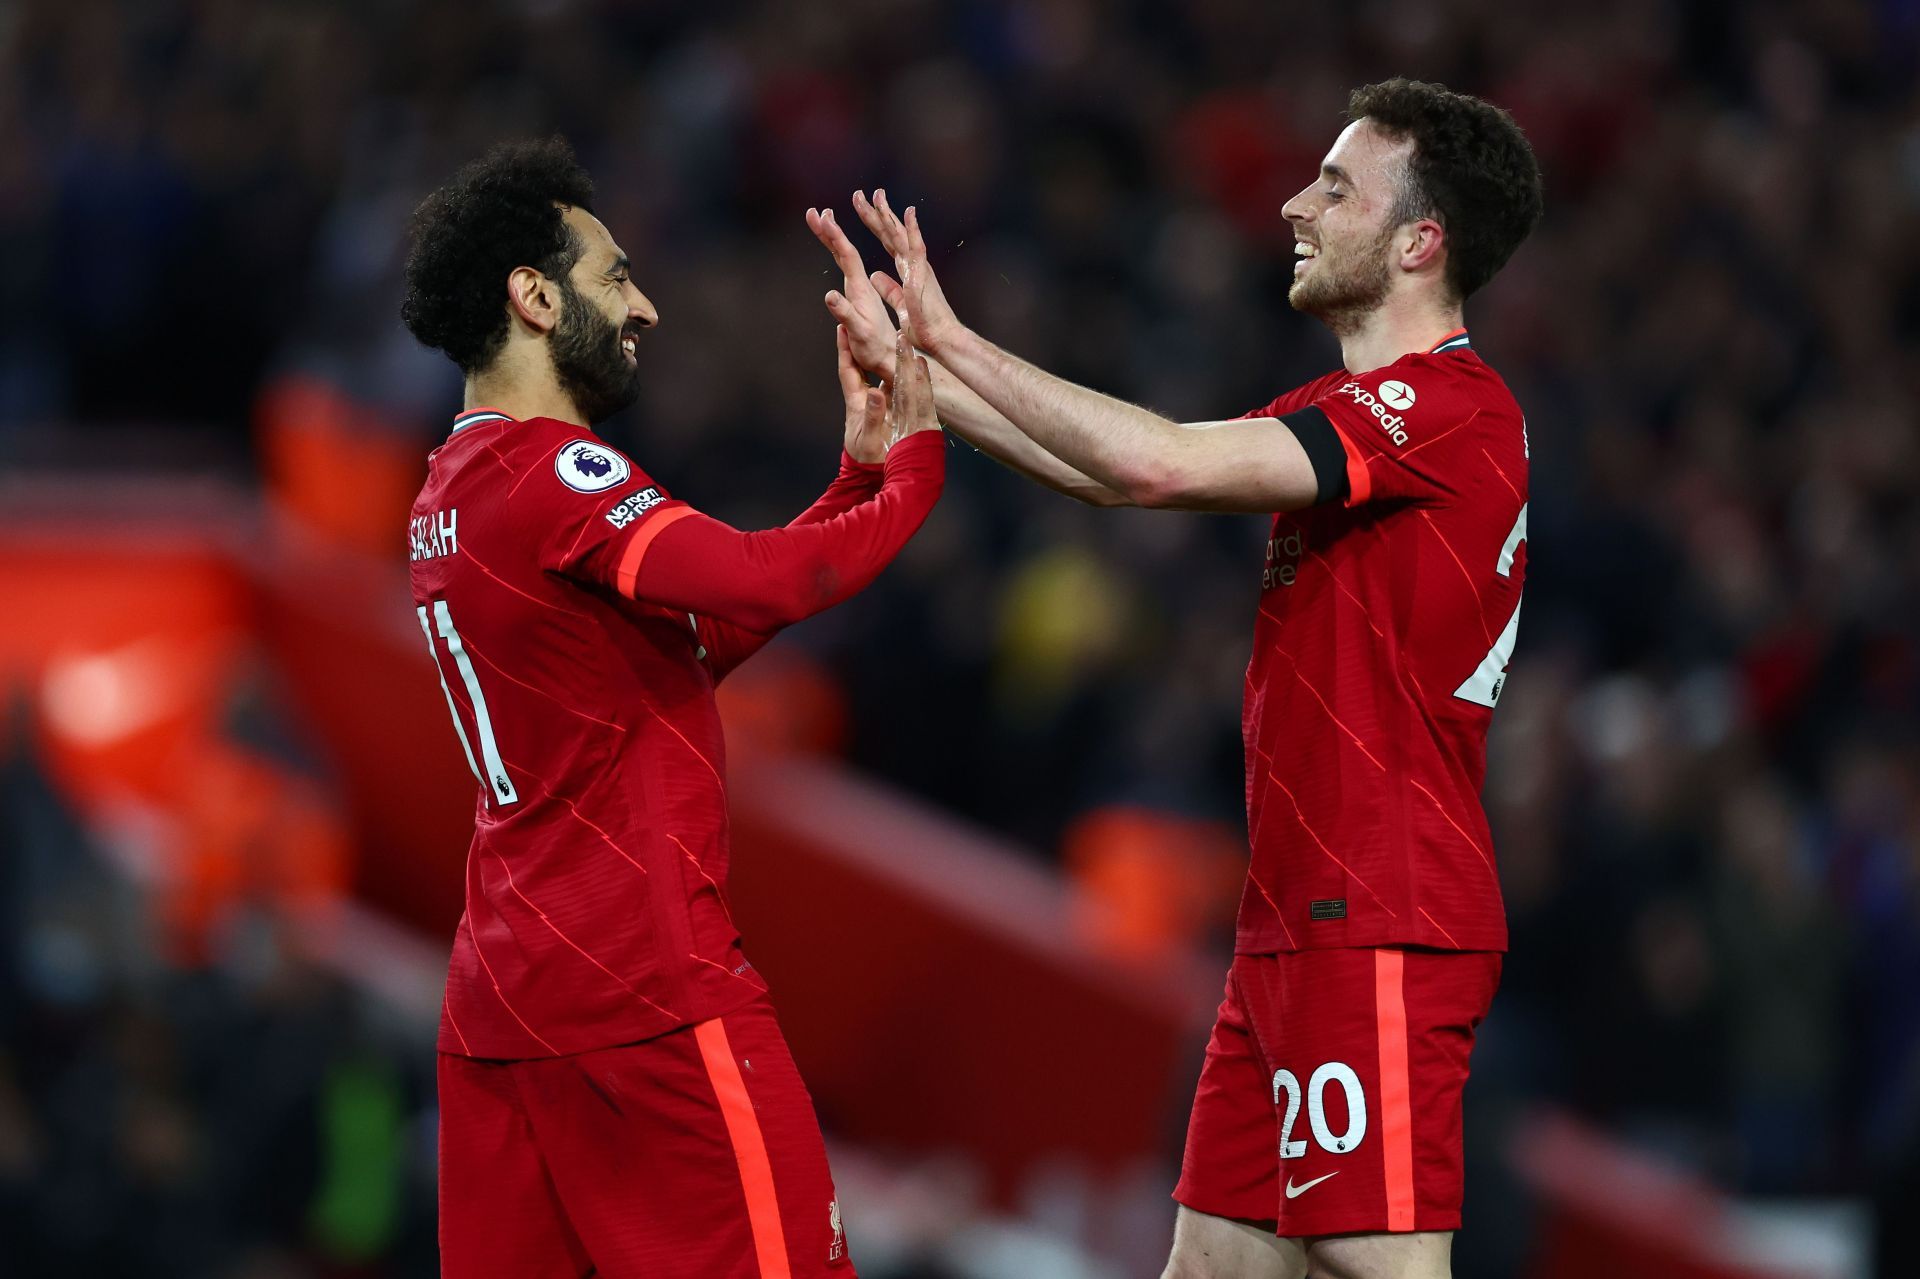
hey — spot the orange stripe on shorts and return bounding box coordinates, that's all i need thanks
[694,1017,792,1278]
[1375,949,1416,1231]
[614,505,697,598]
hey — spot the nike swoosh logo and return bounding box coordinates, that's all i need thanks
[1284,1171,1339,1199]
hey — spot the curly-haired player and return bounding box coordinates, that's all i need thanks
[813,80,1541,1279]
[404,137,942,1279]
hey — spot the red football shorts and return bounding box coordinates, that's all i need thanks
[438,997,853,1278]
[1174,947,1501,1238]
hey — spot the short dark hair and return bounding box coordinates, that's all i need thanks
[402,136,597,374]
[1347,79,1543,302]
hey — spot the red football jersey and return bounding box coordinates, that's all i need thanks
[408,408,943,1057]
[1236,330,1526,954]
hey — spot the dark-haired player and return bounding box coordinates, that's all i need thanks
[404,137,942,1278]
[813,80,1541,1278]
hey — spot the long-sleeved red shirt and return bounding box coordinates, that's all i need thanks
[407,408,943,1057]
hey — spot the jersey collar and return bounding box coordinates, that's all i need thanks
[1429,328,1472,354]
[450,406,517,435]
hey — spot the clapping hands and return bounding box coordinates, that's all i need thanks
[816,191,949,453]
[833,317,938,464]
[807,190,963,380]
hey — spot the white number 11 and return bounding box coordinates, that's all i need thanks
[417,600,520,806]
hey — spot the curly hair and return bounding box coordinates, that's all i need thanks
[401,136,597,374]
[1347,79,1543,302]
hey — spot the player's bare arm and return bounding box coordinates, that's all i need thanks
[808,202,1132,507]
[846,191,1325,515]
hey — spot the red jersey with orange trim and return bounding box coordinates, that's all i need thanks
[408,408,943,1057]
[1236,330,1526,954]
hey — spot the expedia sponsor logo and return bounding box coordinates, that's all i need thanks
[1336,380,1411,446]
[604,487,664,529]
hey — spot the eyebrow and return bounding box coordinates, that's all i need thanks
[606,254,630,275]
[1322,164,1353,185]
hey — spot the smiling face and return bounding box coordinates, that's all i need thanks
[550,206,658,425]
[1282,120,1422,334]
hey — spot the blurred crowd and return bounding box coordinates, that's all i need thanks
[4,0,1920,1273]
[0,738,1136,1278]
[0,735,442,1278]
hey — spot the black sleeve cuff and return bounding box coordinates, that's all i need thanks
[1280,406,1350,506]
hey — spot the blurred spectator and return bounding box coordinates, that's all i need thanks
[0,733,438,1277]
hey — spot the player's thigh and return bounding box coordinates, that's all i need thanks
[1308,1229,1453,1279]
[514,999,850,1279]
[436,1053,592,1279]
[1162,1206,1306,1279]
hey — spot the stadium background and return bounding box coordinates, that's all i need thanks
[2,0,1916,1276]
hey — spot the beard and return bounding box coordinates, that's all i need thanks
[1288,224,1395,336]
[551,278,641,426]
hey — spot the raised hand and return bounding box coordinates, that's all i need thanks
[887,325,941,445]
[807,206,898,379]
[851,190,962,356]
[835,324,889,464]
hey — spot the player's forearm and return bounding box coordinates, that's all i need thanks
[689,452,886,680]
[632,432,944,632]
[933,328,1193,508]
[692,614,770,685]
[789,452,884,526]
[695,453,884,679]
[928,363,1131,507]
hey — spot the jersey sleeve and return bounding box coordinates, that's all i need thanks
[1234,374,1354,507]
[789,451,885,526]
[689,451,887,682]
[1286,361,1484,508]
[623,432,943,634]
[510,434,696,589]
[1236,374,1336,423]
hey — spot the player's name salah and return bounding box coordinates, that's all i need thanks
[411,508,460,562]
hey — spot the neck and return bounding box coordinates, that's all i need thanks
[464,349,585,426]
[1334,292,1465,374]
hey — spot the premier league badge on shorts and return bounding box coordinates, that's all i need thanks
[555,439,632,493]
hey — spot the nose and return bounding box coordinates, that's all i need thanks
[1282,185,1314,227]
[627,285,658,329]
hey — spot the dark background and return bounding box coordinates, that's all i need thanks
[2,1,1916,1275]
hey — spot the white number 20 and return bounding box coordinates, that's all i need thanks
[1273,1062,1368,1159]
[418,600,519,807]
[1454,503,1527,708]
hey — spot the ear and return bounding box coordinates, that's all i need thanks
[1400,218,1446,276]
[506,265,562,335]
